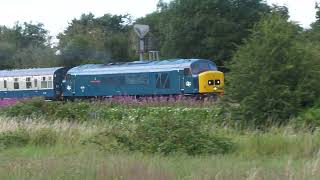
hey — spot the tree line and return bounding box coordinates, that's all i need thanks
[0,0,319,126]
[0,0,285,69]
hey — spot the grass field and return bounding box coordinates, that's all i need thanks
[0,116,320,179]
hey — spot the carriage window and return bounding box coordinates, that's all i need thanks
[125,74,148,85]
[26,77,32,89]
[3,80,7,89]
[34,79,38,88]
[156,73,170,89]
[48,76,53,88]
[14,78,19,89]
[41,77,48,88]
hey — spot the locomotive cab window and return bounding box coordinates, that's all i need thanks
[26,77,32,89]
[184,68,191,75]
[14,78,19,89]
[191,62,217,74]
[66,74,71,80]
[156,73,170,89]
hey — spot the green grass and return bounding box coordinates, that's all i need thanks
[0,145,320,179]
[0,116,320,179]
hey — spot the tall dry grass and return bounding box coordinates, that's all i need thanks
[0,116,100,135]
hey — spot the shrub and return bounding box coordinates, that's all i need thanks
[0,129,30,149]
[292,106,320,129]
[53,101,91,121]
[81,131,126,152]
[114,112,235,156]
[1,99,224,124]
[3,102,40,117]
[1,97,45,117]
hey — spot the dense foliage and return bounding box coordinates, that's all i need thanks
[227,14,320,126]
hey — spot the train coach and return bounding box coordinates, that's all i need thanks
[0,67,69,99]
[0,59,224,100]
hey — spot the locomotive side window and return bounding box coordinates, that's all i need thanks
[41,77,48,88]
[3,80,7,89]
[26,77,32,89]
[14,78,19,89]
[104,76,125,86]
[125,74,148,85]
[156,73,170,89]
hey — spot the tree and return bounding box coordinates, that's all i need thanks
[12,46,60,68]
[20,22,49,48]
[57,13,135,66]
[138,0,271,67]
[226,14,320,126]
[0,22,56,69]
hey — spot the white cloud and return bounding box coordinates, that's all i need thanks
[267,0,317,28]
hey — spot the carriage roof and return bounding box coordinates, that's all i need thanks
[0,67,62,78]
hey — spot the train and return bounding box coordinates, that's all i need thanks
[0,59,224,100]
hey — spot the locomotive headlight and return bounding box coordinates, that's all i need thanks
[214,87,218,91]
[208,80,214,86]
[215,80,221,85]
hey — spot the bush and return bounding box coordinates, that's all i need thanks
[292,106,320,129]
[81,131,126,152]
[0,129,30,149]
[1,97,46,117]
[53,101,91,121]
[113,111,235,156]
[1,99,224,124]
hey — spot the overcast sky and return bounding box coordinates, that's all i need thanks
[268,0,317,27]
[0,0,317,38]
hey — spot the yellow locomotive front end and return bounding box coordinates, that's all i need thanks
[198,71,224,95]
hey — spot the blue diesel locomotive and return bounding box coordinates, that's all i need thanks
[0,59,224,99]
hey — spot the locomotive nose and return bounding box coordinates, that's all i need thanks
[198,71,224,94]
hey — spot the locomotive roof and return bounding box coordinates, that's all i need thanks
[68,59,215,75]
[0,67,62,77]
